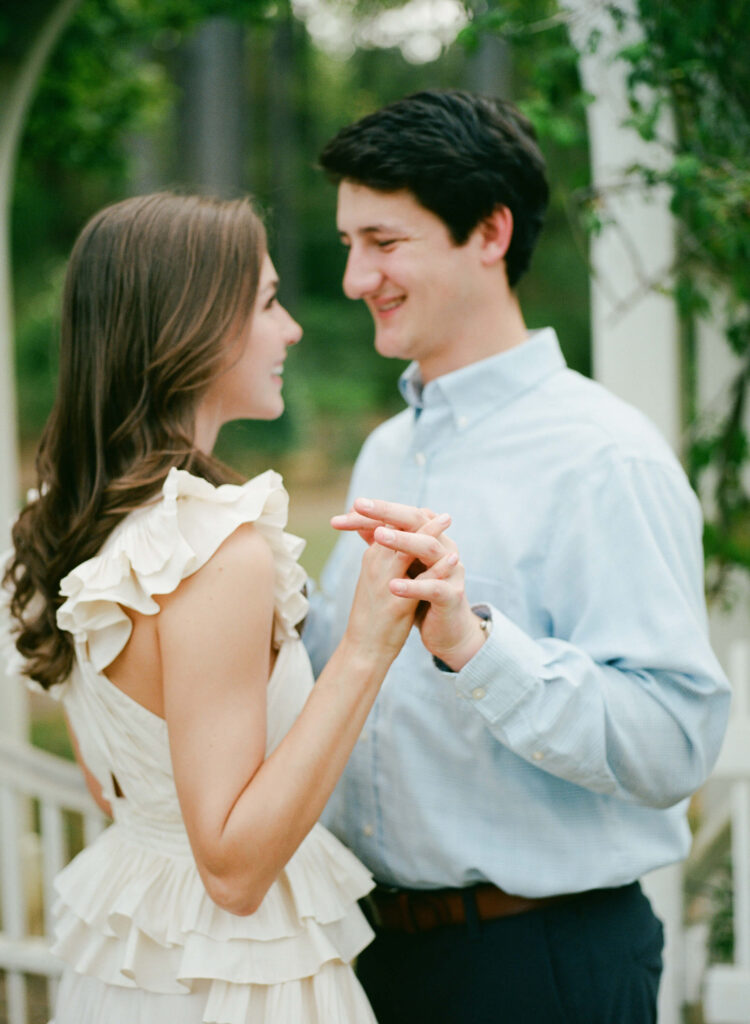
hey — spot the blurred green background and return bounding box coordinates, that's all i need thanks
[8,0,591,588]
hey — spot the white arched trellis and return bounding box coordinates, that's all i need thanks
[0,0,82,746]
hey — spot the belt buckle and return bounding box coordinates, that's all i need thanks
[362,884,401,930]
[420,890,455,930]
[398,890,423,934]
[361,893,384,929]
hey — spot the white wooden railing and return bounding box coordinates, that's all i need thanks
[0,735,105,1024]
[683,640,750,1023]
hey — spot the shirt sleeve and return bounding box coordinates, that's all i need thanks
[451,451,731,808]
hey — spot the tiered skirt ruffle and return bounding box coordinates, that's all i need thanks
[51,822,377,1023]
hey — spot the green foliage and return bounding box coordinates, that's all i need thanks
[14,260,65,440]
[11,0,591,479]
[461,0,589,152]
[616,0,750,594]
[31,709,74,760]
[457,0,592,376]
[707,856,736,964]
[22,8,172,177]
[0,1,71,62]
[468,0,750,592]
[17,0,268,180]
[11,0,273,443]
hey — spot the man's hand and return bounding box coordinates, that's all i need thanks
[332,498,488,672]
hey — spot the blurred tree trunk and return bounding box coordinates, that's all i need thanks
[0,0,80,739]
[267,6,301,309]
[465,31,512,96]
[178,17,246,194]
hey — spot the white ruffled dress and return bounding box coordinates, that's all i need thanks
[5,468,377,1024]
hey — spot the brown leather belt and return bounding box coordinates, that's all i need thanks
[364,882,573,934]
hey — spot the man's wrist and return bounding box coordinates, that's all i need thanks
[433,605,493,673]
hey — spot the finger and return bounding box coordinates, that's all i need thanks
[423,551,460,580]
[353,498,438,532]
[416,514,452,538]
[365,538,414,573]
[373,521,452,565]
[389,576,462,605]
[331,511,382,532]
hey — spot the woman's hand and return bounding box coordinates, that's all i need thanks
[343,508,454,666]
[334,498,488,672]
[331,500,437,546]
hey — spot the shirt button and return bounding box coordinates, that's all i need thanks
[363,824,375,837]
[415,451,426,466]
[471,686,486,701]
[457,415,468,429]
[532,750,545,762]
[360,730,369,742]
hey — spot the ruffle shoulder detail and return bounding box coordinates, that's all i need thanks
[56,469,308,673]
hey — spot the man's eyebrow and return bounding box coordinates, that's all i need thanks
[337,224,406,238]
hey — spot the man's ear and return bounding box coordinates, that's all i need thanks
[477,206,513,267]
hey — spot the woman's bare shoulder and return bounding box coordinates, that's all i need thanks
[157,522,275,620]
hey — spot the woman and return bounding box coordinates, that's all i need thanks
[0,192,457,1023]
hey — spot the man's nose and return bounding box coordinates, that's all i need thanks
[342,248,382,300]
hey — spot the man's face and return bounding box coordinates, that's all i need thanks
[336,182,486,382]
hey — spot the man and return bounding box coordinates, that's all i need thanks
[304,90,730,1023]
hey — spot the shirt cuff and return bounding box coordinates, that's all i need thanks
[450,605,545,723]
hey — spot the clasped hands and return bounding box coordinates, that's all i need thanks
[332,498,487,673]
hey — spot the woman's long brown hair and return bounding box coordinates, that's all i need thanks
[4,192,266,690]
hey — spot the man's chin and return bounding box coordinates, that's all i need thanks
[374,331,411,362]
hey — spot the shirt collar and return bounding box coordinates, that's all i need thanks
[398,328,567,428]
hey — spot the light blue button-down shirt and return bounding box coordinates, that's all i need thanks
[304,328,730,896]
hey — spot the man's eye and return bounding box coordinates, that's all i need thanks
[376,239,398,249]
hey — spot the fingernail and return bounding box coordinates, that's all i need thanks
[437,513,451,525]
[448,552,458,565]
[377,527,395,542]
[358,498,374,510]
[391,580,407,594]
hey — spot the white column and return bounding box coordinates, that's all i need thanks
[561,0,681,448]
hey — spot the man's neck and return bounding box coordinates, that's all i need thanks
[419,294,528,384]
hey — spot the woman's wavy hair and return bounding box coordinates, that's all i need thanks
[4,191,267,690]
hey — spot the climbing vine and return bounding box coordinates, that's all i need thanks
[462,0,750,597]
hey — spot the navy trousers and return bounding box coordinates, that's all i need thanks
[356,882,663,1024]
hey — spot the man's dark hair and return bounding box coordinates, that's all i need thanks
[319,90,549,288]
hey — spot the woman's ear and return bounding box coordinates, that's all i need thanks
[477,206,514,267]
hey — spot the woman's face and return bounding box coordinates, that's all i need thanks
[195,254,302,450]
